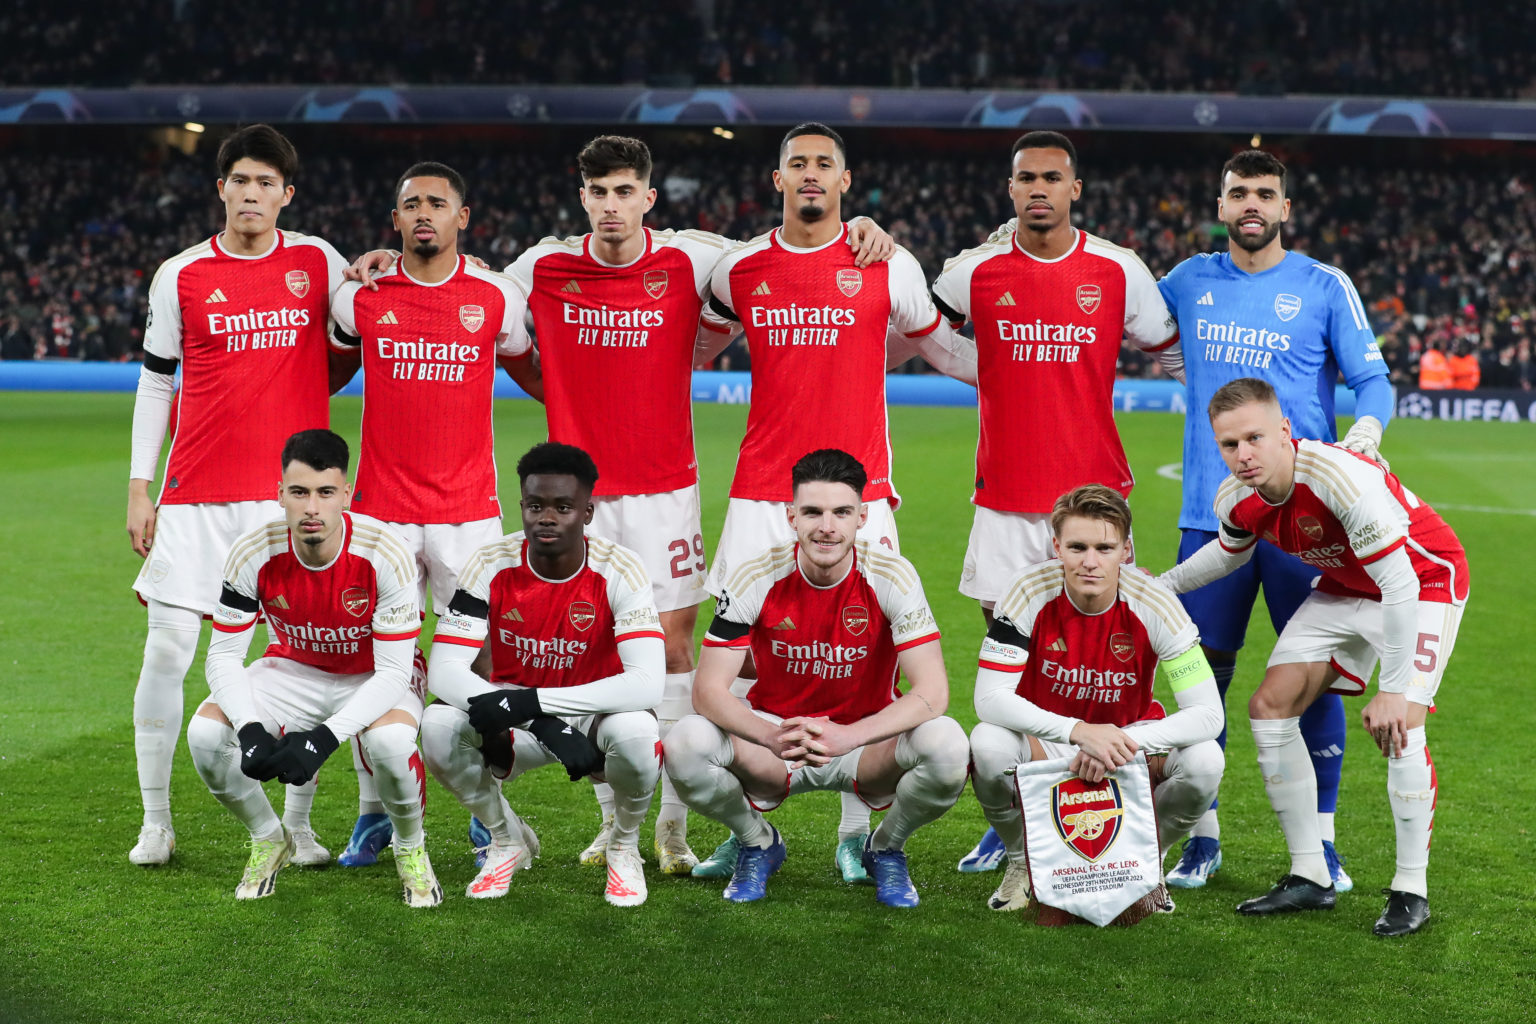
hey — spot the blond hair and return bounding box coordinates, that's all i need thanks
[1208,376,1281,420]
[1050,484,1132,544]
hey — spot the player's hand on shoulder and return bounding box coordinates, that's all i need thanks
[126,486,157,558]
[236,723,281,781]
[344,249,399,290]
[527,715,605,781]
[847,217,895,268]
[1340,415,1391,472]
[465,254,489,270]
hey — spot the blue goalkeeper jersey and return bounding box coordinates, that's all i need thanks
[1159,250,1389,530]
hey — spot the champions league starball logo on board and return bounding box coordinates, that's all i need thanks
[290,89,418,122]
[0,89,92,123]
[1051,777,1125,862]
[622,90,754,124]
[963,93,1100,128]
[1310,100,1448,137]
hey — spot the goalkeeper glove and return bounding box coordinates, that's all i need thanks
[467,686,542,736]
[236,723,280,781]
[266,725,340,787]
[528,714,606,781]
[1340,415,1389,471]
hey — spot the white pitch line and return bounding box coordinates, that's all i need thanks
[1156,463,1183,481]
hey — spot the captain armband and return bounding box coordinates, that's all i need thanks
[1162,646,1214,693]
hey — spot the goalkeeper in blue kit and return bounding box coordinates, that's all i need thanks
[1156,149,1394,890]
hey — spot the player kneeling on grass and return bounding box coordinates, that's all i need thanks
[1159,377,1469,937]
[421,442,664,908]
[969,485,1225,916]
[665,449,969,908]
[188,430,439,905]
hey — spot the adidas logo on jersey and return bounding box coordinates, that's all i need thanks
[770,617,797,631]
[996,291,1017,307]
[1046,637,1067,653]
[1196,292,1215,306]
[269,595,290,610]
[561,280,582,294]
[376,310,399,325]
[752,281,772,296]
[205,288,228,304]
[502,608,524,622]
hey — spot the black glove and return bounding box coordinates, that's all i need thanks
[480,727,514,777]
[467,687,542,736]
[528,714,605,782]
[236,723,280,781]
[266,725,340,787]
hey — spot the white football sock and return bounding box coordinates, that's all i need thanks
[662,715,771,848]
[134,602,202,828]
[967,722,1030,858]
[1387,727,1433,898]
[187,713,281,841]
[1190,809,1221,842]
[656,717,689,831]
[361,722,427,850]
[281,778,317,831]
[1317,811,1336,845]
[1154,741,1225,851]
[838,791,873,842]
[1251,717,1329,886]
[870,717,968,852]
[592,781,616,824]
[351,738,385,816]
[597,711,661,847]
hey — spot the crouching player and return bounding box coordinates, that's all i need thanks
[665,449,969,907]
[1160,378,1468,936]
[421,443,664,907]
[969,484,1225,914]
[187,430,437,904]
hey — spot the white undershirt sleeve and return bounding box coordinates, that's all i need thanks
[530,634,665,716]
[1158,535,1254,594]
[428,638,498,711]
[1362,545,1419,693]
[130,367,175,481]
[974,661,1081,744]
[322,635,415,741]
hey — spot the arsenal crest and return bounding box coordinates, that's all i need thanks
[643,270,668,300]
[568,600,596,632]
[836,268,862,297]
[1076,284,1101,314]
[1109,632,1135,663]
[341,587,371,618]
[1298,515,1325,542]
[1274,293,1303,322]
[459,304,486,333]
[1051,776,1125,862]
[841,605,869,636]
[285,270,310,298]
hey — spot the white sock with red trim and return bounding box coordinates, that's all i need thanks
[1387,726,1433,898]
[1251,717,1330,887]
[351,739,386,816]
[362,722,427,849]
[420,704,515,845]
[597,712,661,848]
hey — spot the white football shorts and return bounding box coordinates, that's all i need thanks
[1268,591,1466,706]
[224,656,426,734]
[705,496,899,597]
[590,484,707,613]
[960,506,1136,606]
[133,500,281,615]
[385,516,504,615]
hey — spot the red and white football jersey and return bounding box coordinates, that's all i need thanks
[703,541,941,724]
[332,258,530,524]
[433,534,664,688]
[1214,439,1469,604]
[143,230,347,505]
[211,512,422,676]
[980,563,1196,726]
[506,228,728,496]
[710,225,943,504]
[932,229,1177,512]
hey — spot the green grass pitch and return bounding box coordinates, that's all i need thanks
[1,392,1532,1023]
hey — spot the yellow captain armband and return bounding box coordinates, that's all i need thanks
[1162,646,1214,693]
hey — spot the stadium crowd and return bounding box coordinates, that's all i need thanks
[5,0,1536,99]
[3,138,1534,389]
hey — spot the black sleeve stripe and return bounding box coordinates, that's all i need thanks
[708,295,740,324]
[331,327,361,349]
[932,291,964,325]
[447,589,489,619]
[143,352,178,375]
[219,583,259,614]
[986,616,1031,652]
[707,616,752,642]
[1225,525,1255,540]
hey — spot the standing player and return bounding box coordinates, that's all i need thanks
[968,485,1224,913]
[666,450,969,907]
[1160,379,1466,936]
[704,123,971,880]
[126,125,349,866]
[328,162,531,867]
[932,131,1181,873]
[420,442,664,907]
[1157,150,1395,891]
[186,430,439,905]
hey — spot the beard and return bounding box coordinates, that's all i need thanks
[797,197,829,222]
[410,238,443,258]
[1228,218,1281,252]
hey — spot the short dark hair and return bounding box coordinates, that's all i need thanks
[1011,131,1078,174]
[1221,149,1287,195]
[791,448,867,497]
[517,442,599,491]
[1050,484,1132,544]
[396,161,467,205]
[217,124,298,184]
[780,122,847,165]
[578,135,653,183]
[1208,376,1282,420]
[281,429,349,474]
